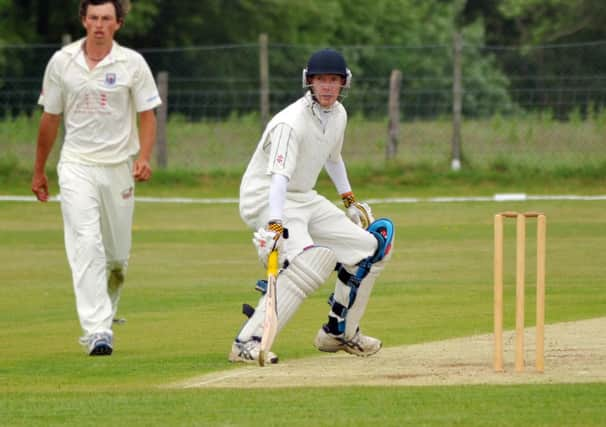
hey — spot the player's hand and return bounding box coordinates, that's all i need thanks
[133,158,152,182]
[31,172,50,202]
[341,192,374,229]
[253,221,288,267]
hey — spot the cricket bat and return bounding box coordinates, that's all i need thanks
[259,249,279,366]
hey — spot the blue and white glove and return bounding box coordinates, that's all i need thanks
[341,192,375,229]
[253,221,288,267]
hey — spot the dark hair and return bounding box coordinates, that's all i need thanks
[79,0,129,22]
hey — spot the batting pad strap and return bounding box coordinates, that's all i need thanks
[242,303,255,319]
[326,316,345,335]
[255,279,268,294]
[337,267,357,287]
[327,293,348,318]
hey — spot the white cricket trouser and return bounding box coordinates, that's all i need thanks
[246,193,377,264]
[58,161,134,338]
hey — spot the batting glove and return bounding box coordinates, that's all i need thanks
[253,221,288,267]
[342,192,375,229]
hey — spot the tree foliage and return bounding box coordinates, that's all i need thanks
[498,0,606,44]
[0,0,603,118]
[1,0,603,48]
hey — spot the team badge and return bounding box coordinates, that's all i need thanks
[105,73,117,86]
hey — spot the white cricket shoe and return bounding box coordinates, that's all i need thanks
[228,338,279,364]
[314,327,382,357]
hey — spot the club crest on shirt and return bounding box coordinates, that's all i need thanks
[121,186,133,200]
[276,154,284,166]
[105,73,117,87]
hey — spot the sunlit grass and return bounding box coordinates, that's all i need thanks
[1,198,605,425]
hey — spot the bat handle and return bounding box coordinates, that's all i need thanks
[267,250,279,275]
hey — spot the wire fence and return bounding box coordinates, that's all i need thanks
[1,38,605,171]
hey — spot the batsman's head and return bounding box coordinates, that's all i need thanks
[302,49,352,108]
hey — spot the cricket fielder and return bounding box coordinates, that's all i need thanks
[31,0,161,356]
[229,48,395,364]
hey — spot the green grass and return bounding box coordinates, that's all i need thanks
[1,194,605,426]
[4,159,606,199]
[2,112,606,175]
[3,386,605,426]
[3,112,606,202]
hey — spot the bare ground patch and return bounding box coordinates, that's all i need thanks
[172,318,605,388]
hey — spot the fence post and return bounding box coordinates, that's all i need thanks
[451,31,463,171]
[156,71,169,169]
[259,33,270,127]
[387,69,402,161]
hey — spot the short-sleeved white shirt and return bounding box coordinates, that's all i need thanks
[239,91,347,224]
[38,39,162,165]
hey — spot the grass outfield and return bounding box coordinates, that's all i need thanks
[1,196,605,426]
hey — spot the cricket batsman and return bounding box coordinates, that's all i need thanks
[229,48,395,364]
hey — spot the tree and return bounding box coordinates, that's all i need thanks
[499,0,606,44]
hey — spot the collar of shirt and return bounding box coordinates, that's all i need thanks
[63,37,128,68]
[304,91,337,131]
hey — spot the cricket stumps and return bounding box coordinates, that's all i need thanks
[493,211,546,373]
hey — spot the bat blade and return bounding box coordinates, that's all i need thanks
[259,250,279,366]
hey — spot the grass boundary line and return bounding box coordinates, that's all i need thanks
[2,194,606,204]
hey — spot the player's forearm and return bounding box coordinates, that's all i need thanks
[268,173,288,222]
[34,112,61,173]
[137,110,157,162]
[324,157,352,195]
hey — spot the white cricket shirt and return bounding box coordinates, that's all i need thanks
[239,91,347,223]
[38,39,162,165]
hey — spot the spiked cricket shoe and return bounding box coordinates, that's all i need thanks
[228,338,278,364]
[80,333,113,356]
[314,327,382,357]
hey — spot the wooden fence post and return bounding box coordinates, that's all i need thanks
[387,69,402,161]
[259,33,270,127]
[451,31,463,171]
[156,71,169,169]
